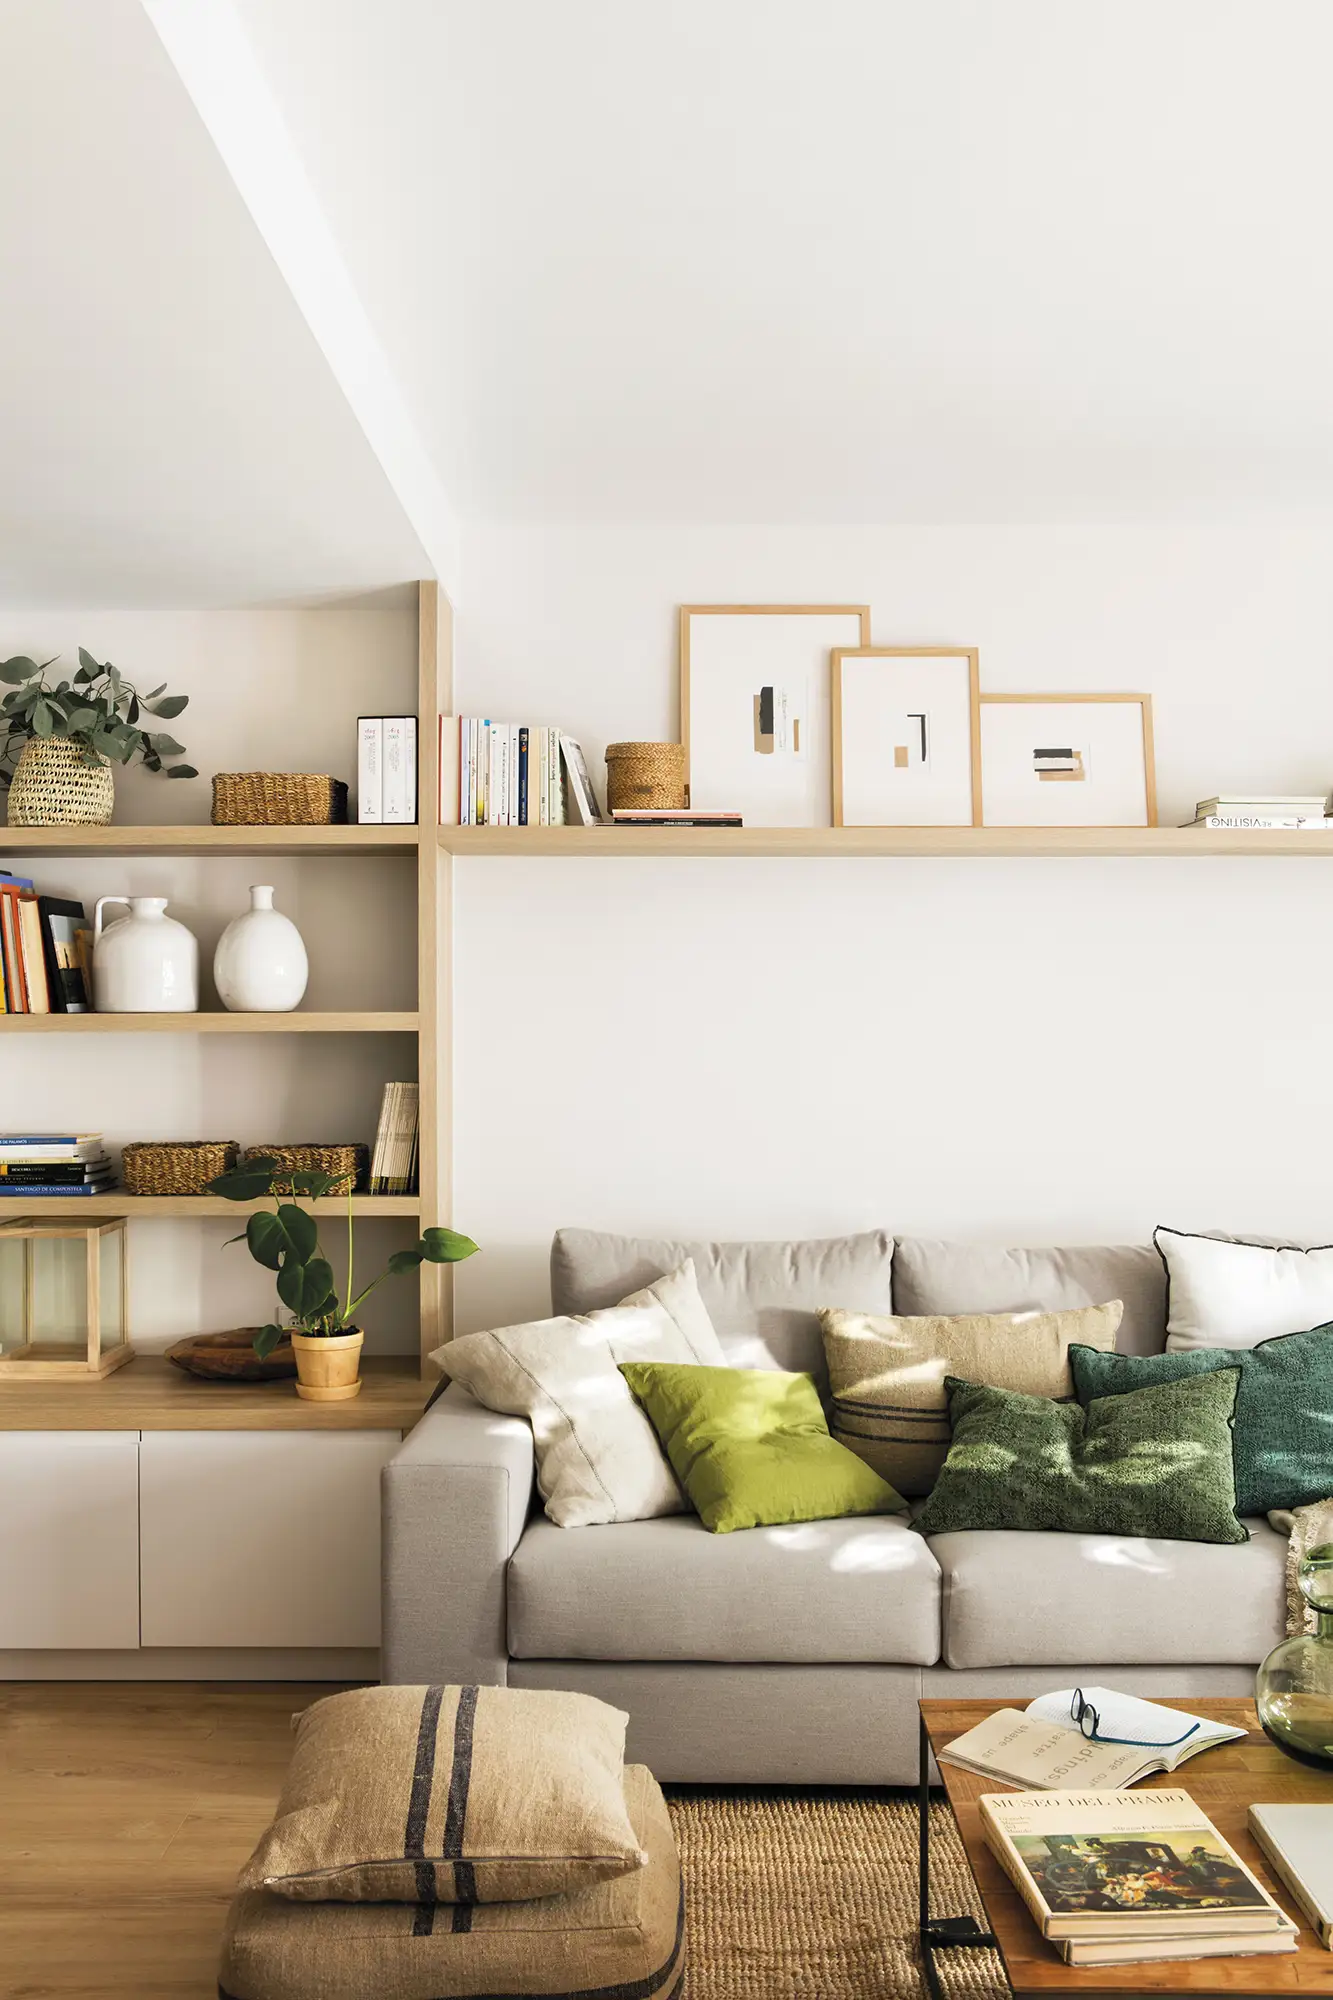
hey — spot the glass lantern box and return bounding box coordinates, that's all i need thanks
[0,1216,131,1377]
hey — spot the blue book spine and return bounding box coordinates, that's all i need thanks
[0,1183,100,1195]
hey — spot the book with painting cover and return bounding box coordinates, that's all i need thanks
[980,1787,1294,1949]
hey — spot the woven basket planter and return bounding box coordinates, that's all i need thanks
[212,773,348,826]
[244,1143,368,1196]
[7,737,115,827]
[604,742,686,812]
[122,1140,240,1197]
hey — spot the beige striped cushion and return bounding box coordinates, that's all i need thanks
[820,1302,1122,1496]
[241,1685,644,1904]
[221,1765,682,2000]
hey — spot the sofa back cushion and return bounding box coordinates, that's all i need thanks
[893,1237,1167,1356]
[551,1228,894,1376]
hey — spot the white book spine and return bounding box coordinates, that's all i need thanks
[357,718,383,824]
[382,718,409,823]
[404,716,418,823]
[461,720,473,826]
[486,722,497,827]
[537,727,549,826]
[438,716,459,827]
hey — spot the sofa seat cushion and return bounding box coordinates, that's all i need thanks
[933,1520,1288,1668]
[507,1512,941,1665]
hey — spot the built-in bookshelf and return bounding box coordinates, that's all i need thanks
[439,824,1333,857]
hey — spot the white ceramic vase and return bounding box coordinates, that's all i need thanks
[93,897,199,1012]
[213,885,308,1013]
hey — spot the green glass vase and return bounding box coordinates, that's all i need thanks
[1255,1541,1333,1770]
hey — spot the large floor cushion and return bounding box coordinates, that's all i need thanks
[507,1512,941,1665]
[219,1764,682,2000]
[893,1237,1168,1356]
[550,1228,893,1375]
[932,1520,1288,1668]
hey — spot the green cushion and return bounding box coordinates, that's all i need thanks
[1069,1326,1333,1516]
[618,1362,906,1534]
[914,1369,1247,1543]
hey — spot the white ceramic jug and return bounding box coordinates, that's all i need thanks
[93,896,199,1013]
[213,885,308,1013]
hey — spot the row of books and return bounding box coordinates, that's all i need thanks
[0,1133,112,1196]
[437,718,745,828]
[368,1082,419,1195]
[1185,793,1333,829]
[0,873,91,1013]
[356,716,419,825]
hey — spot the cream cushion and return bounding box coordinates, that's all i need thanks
[1157,1225,1333,1352]
[820,1302,1123,1496]
[434,1261,726,1526]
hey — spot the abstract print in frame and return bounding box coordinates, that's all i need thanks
[680,605,871,826]
[831,648,982,827]
[980,694,1157,827]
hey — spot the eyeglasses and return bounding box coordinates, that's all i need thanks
[1070,1688,1200,1750]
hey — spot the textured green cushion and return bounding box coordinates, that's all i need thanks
[1069,1324,1333,1516]
[618,1362,906,1534]
[914,1370,1246,1543]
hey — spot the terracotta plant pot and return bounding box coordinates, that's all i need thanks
[290,1327,364,1402]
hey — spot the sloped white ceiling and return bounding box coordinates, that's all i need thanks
[232,0,1333,524]
[0,0,427,604]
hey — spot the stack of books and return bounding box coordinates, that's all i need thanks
[369,1083,419,1195]
[982,1786,1297,1968]
[440,718,596,826]
[0,873,91,1014]
[610,809,743,829]
[0,1133,113,1197]
[356,716,419,824]
[1186,794,1331,829]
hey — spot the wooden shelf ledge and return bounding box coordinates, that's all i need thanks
[0,825,419,857]
[439,825,1333,858]
[0,1011,419,1033]
[0,1354,431,1430]
[0,1194,421,1218]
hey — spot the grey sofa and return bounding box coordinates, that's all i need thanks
[382,1229,1282,1785]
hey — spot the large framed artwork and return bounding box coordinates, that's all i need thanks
[831,648,982,827]
[680,604,871,826]
[980,694,1157,827]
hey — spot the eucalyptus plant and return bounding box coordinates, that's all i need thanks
[209,1155,479,1358]
[0,649,196,783]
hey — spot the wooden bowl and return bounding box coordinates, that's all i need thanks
[164,1329,297,1382]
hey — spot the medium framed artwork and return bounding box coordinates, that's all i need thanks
[831,648,982,827]
[980,694,1157,827]
[680,604,871,826]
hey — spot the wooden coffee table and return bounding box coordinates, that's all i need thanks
[920,1698,1333,1999]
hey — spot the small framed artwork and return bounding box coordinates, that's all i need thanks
[831,648,982,827]
[980,694,1157,827]
[681,604,871,826]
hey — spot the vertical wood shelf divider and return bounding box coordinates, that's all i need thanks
[416,580,451,1371]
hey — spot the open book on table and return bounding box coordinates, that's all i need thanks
[937,1687,1248,1791]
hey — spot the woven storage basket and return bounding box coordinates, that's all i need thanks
[604,741,687,812]
[121,1140,240,1197]
[212,773,348,827]
[7,736,115,827]
[244,1143,368,1196]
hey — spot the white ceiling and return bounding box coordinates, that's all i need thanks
[232,0,1333,524]
[0,0,427,604]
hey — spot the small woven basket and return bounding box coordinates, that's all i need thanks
[244,1143,368,1196]
[7,736,115,827]
[604,742,687,812]
[122,1140,240,1197]
[212,773,348,826]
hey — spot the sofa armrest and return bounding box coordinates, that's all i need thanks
[381,1382,535,1686]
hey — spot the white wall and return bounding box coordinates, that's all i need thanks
[0,604,421,1353]
[451,523,1333,1336]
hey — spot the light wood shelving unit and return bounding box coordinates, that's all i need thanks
[1,1194,421,1218]
[0,1011,418,1034]
[440,824,1333,858]
[0,825,417,858]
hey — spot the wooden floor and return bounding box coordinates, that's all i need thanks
[0,1681,350,1999]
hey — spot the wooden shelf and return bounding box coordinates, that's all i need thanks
[0,1010,418,1033]
[0,1354,432,1430]
[440,825,1333,858]
[0,1194,421,1218]
[0,824,419,857]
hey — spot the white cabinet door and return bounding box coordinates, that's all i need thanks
[139,1430,398,1647]
[0,1431,140,1648]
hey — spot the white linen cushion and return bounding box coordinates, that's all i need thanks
[432,1261,726,1527]
[1157,1225,1333,1352]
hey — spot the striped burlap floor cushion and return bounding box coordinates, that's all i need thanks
[220,1764,683,2000]
[243,1685,645,1904]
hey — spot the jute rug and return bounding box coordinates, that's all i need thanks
[666,1789,1007,2000]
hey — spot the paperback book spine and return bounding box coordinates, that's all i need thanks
[518,726,530,826]
[382,718,410,824]
[357,717,383,824]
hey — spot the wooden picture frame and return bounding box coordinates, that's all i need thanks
[831,647,982,828]
[980,693,1157,827]
[680,604,871,826]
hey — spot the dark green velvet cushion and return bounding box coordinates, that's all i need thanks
[1069,1324,1333,1516]
[914,1370,1246,1543]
